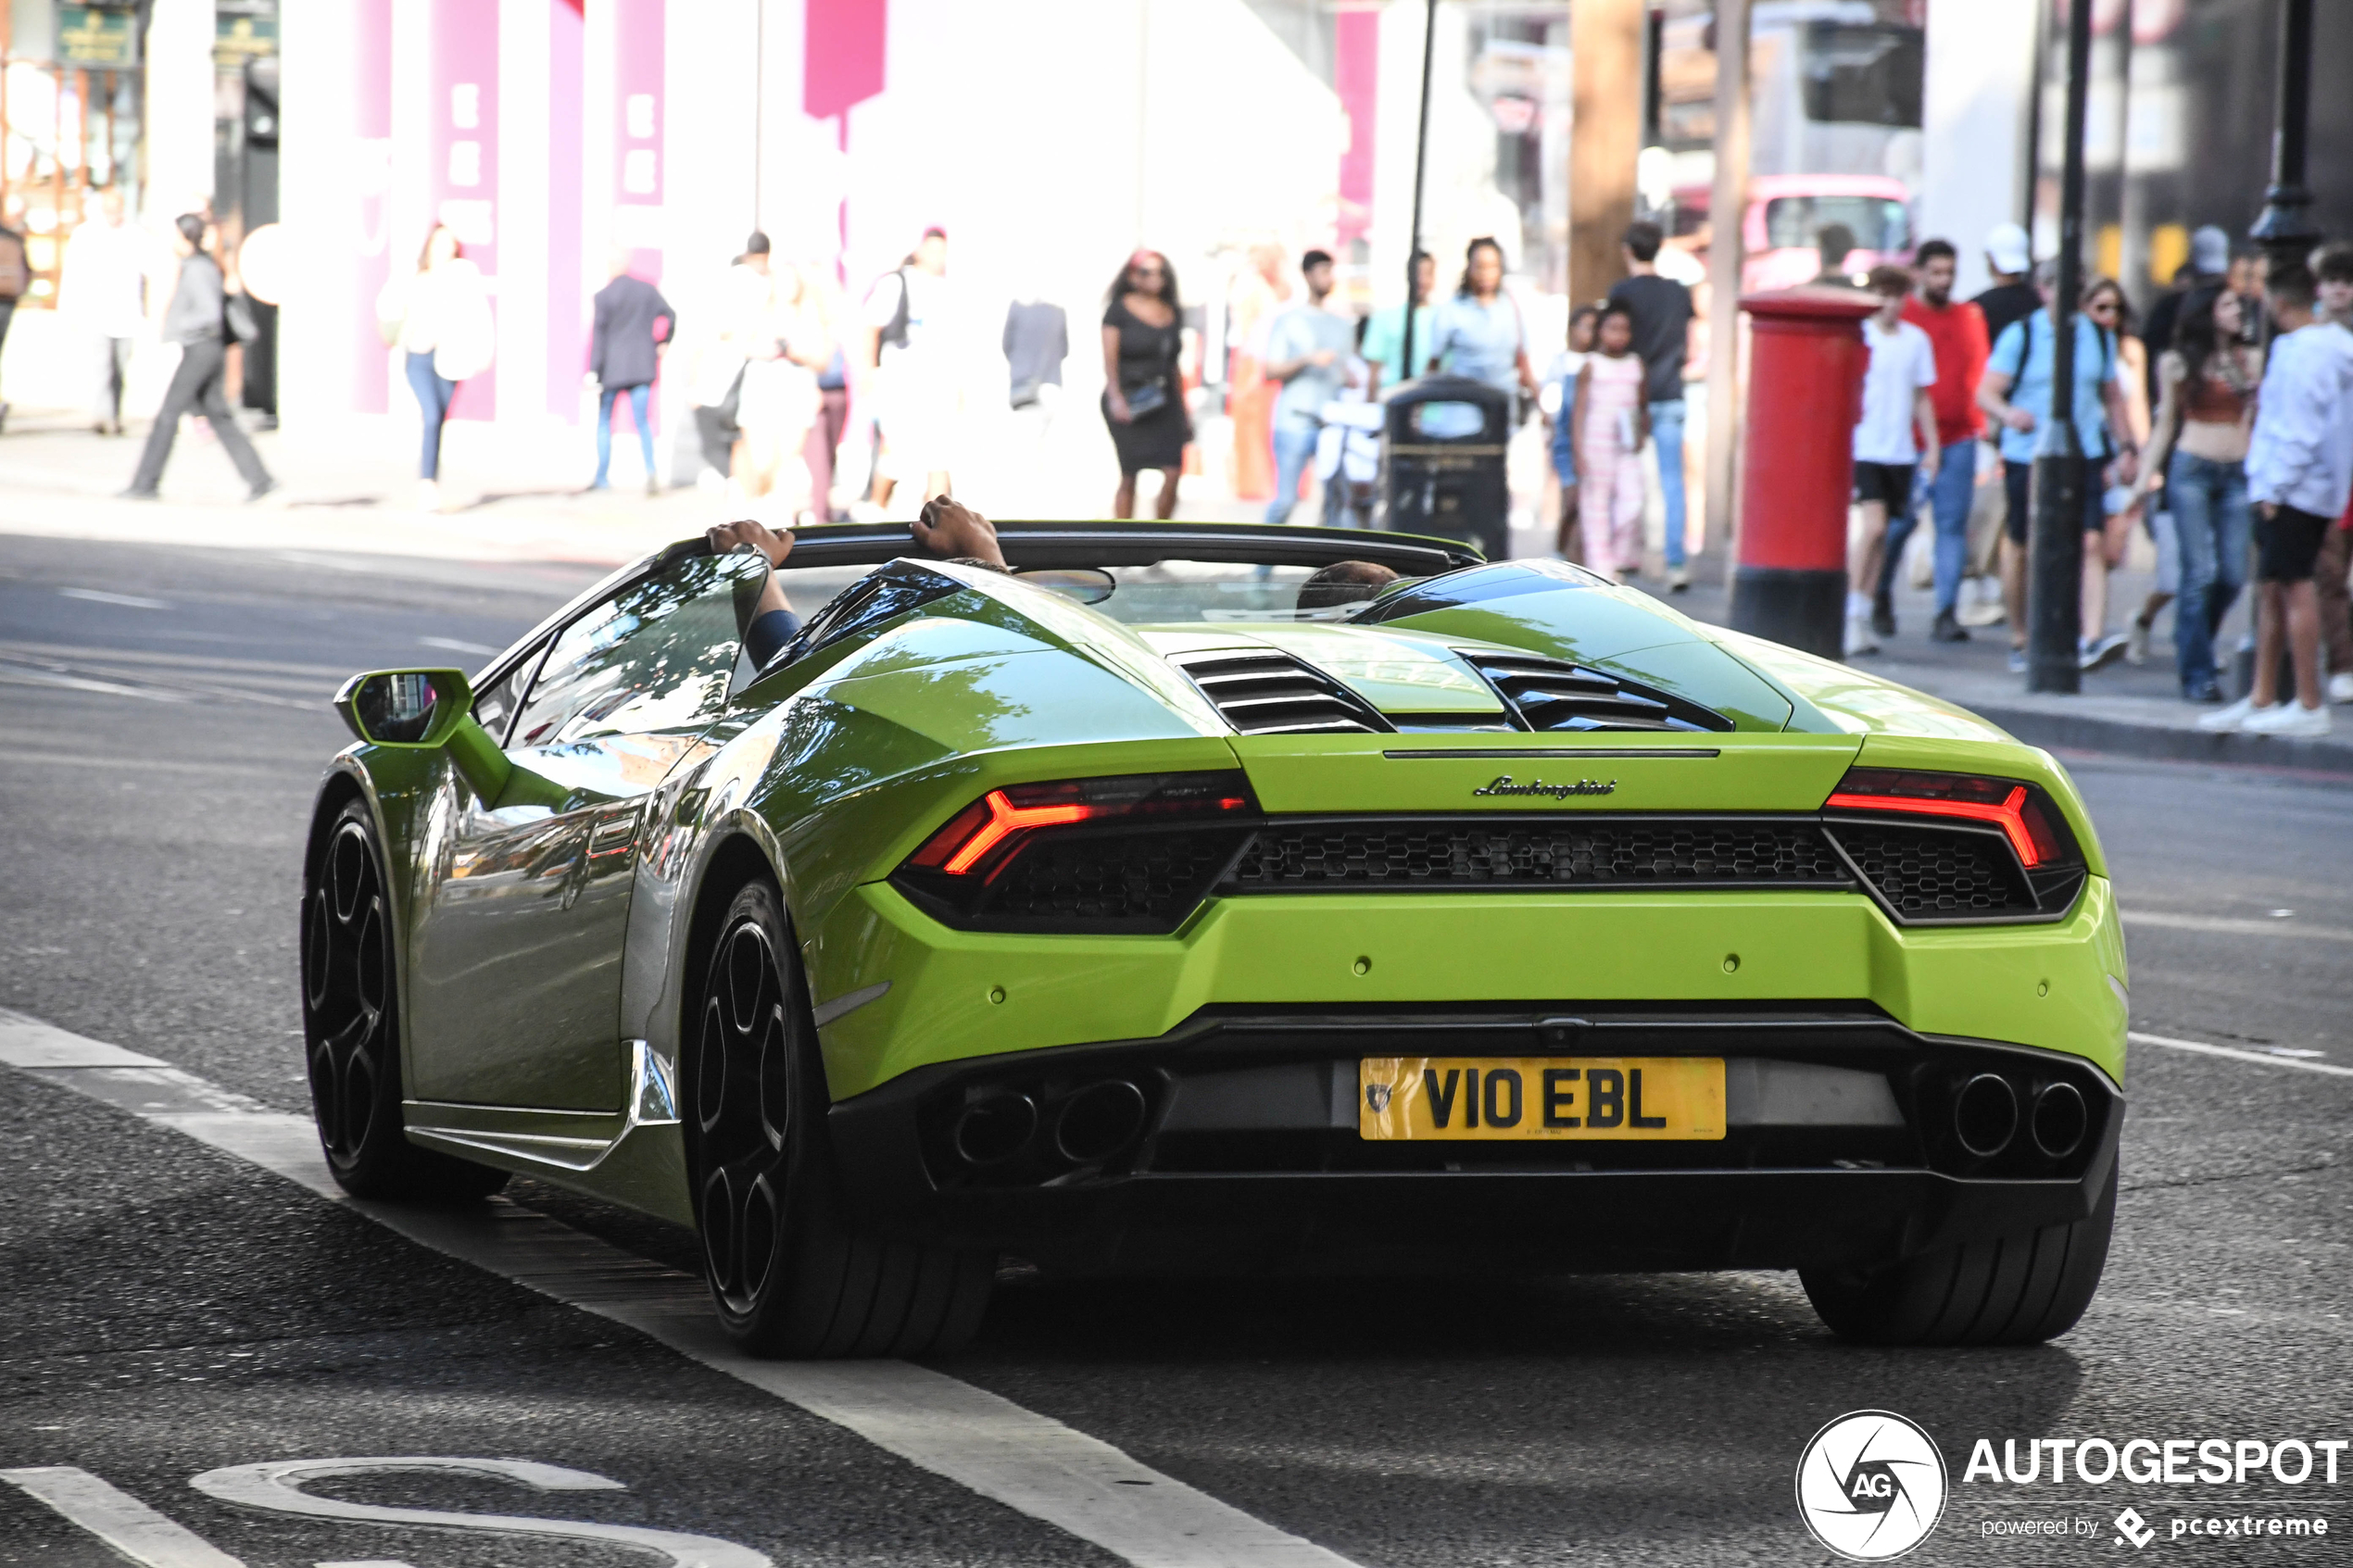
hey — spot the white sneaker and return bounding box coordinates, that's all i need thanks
[2330,671,2353,705]
[2243,701,2333,737]
[1957,577,2007,627]
[2196,696,2262,733]
[1843,617,1880,658]
[2125,619,2151,665]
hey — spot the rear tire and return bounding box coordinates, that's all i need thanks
[300,798,510,1202]
[687,877,992,1357]
[1800,1162,2115,1346]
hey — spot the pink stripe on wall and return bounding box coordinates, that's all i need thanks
[351,0,392,414]
[547,0,585,420]
[611,0,665,434]
[430,0,498,421]
[1335,11,1378,245]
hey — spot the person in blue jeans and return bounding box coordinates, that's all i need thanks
[1263,249,1354,524]
[1877,239,1989,642]
[2139,284,2260,699]
[1608,221,1695,588]
[589,250,675,494]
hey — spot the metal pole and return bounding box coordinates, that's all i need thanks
[2027,0,2093,693]
[753,1,764,230]
[1399,0,1438,384]
[1703,0,1750,568]
[2021,0,2046,234]
[2248,0,2318,266]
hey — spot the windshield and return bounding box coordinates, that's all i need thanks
[769,558,1412,632]
[1763,194,1909,255]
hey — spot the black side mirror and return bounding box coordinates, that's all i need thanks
[333,669,473,746]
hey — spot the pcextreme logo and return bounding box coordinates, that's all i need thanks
[1795,1410,1950,1561]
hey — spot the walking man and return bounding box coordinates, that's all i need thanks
[588,248,674,494]
[1362,249,1436,395]
[1262,249,1354,525]
[1607,220,1696,589]
[60,189,149,435]
[121,215,274,502]
[1844,265,1939,657]
[2199,263,2353,737]
[862,225,956,510]
[1883,238,1989,643]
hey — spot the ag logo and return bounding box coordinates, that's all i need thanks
[1794,1410,1948,1561]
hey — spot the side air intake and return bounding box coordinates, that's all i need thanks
[1456,651,1733,734]
[1167,649,1392,735]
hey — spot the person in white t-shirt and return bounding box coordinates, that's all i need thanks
[59,190,153,435]
[861,226,955,510]
[1845,263,1940,658]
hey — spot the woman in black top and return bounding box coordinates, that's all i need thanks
[1101,250,1190,518]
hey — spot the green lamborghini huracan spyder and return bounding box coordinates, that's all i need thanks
[304,520,2124,1357]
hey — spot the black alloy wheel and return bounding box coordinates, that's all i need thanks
[1799,1162,2116,1347]
[690,878,991,1357]
[300,798,508,1201]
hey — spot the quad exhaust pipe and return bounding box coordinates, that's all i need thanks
[949,1079,1149,1168]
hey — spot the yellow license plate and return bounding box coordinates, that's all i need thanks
[1358,1057,1725,1141]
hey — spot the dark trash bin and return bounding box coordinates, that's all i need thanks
[1381,376,1510,560]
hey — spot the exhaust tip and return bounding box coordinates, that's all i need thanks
[1955,1073,2019,1159]
[951,1093,1038,1167]
[1054,1080,1149,1164]
[2031,1081,2088,1159]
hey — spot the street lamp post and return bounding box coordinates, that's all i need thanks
[2026,0,2095,694]
[1399,0,1439,384]
[2249,0,2320,269]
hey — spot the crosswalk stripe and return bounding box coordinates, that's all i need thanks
[0,1466,245,1568]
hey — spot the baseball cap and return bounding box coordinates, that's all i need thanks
[1985,222,2032,275]
[2189,224,2230,276]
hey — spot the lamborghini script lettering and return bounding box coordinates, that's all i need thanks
[1470,774,1617,799]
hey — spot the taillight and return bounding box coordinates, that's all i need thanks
[906,771,1255,881]
[1822,768,2078,869]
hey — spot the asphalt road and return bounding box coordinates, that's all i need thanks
[4,532,2352,1566]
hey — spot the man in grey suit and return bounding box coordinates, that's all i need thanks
[590,248,675,494]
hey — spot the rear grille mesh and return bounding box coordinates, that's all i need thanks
[1825,823,2035,919]
[1168,650,1390,734]
[1458,651,1733,734]
[1225,819,1850,890]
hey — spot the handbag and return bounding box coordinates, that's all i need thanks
[223,292,259,345]
[1121,381,1168,418]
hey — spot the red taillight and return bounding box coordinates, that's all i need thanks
[1823,768,2073,869]
[907,772,1255,879]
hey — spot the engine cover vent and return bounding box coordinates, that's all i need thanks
[1168,649,1393,735]
[1456,651,1734,734]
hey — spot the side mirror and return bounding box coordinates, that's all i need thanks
[333,668,516,805]
[334,669,473,746]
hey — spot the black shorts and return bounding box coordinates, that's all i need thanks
[1853,460,1915,508]
[2002,457,2108,545]
[2256,504,2333,583]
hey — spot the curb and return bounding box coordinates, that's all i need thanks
[1970,703,2353,776]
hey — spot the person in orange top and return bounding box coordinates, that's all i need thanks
[1226,243,1292,502]
[1880,238,1990,644]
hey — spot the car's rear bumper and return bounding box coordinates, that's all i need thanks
[827,1004,2123,1276]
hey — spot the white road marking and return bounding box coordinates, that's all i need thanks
[419,635,499,656]
[0,1466,244,1568]
[0,1013,1363,1568]
[2129,1031,2353,1078]
[59,587,172,609]
[2122,909,2353,944]
[0,664,182,700]
[190,1458,769,1568]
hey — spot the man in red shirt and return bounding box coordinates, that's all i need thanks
[1878,238,1991,643]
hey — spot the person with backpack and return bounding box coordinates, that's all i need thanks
[860,226,955,512]
[0,196,29,433]
[120,214,275,502]
[1976,259,2139,674]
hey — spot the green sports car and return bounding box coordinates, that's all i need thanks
[304,520,2124,1358]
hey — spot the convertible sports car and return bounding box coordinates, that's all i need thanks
[305,520,2124,1358]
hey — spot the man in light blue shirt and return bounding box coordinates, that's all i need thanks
[1264,249,1358,525]
[1361,250,1436,395]
[1977,261,2138,672]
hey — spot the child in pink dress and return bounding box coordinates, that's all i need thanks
[1574,304,1651,581]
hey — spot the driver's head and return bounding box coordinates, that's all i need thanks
[1297,560,1400,610]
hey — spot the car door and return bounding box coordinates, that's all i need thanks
[405,548,765,1110]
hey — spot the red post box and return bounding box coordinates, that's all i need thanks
[1729,288,1878,660]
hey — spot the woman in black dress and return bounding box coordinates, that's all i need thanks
[1101,250,1190,518]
